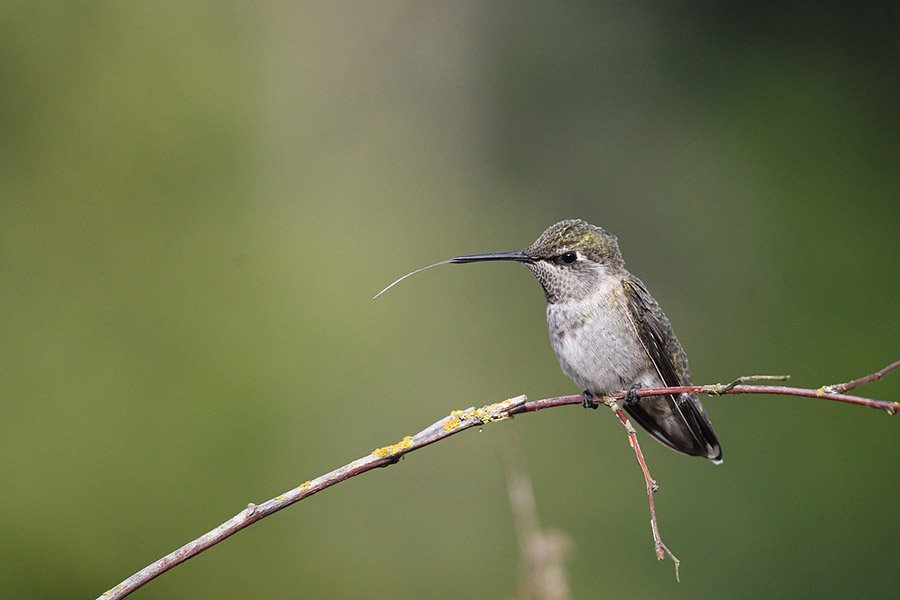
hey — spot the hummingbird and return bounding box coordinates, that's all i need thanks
[376,219,722,463]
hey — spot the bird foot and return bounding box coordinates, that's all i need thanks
[624,383,643,406]
[581,390,599,409]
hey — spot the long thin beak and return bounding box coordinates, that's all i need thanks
[374,250,533,299]
[450,250,534,264]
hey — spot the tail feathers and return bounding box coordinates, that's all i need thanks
[623,392,722,463]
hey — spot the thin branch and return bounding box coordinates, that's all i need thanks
[516,379,899,415]
[818,360,900,395]
[607,402,680,581]
[98,396,532,599]
[98,362,899,599]
[716,374,790,393]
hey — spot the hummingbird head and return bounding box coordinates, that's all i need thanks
[520,219,624,303]
[449,219,624,304]
[374,219,624,303]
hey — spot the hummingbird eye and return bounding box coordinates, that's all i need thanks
[560,251,578,264]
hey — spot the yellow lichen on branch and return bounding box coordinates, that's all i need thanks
[449,398,520,426]
[372,436,414,458]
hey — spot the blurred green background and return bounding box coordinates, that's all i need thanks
[1,2,897,598]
